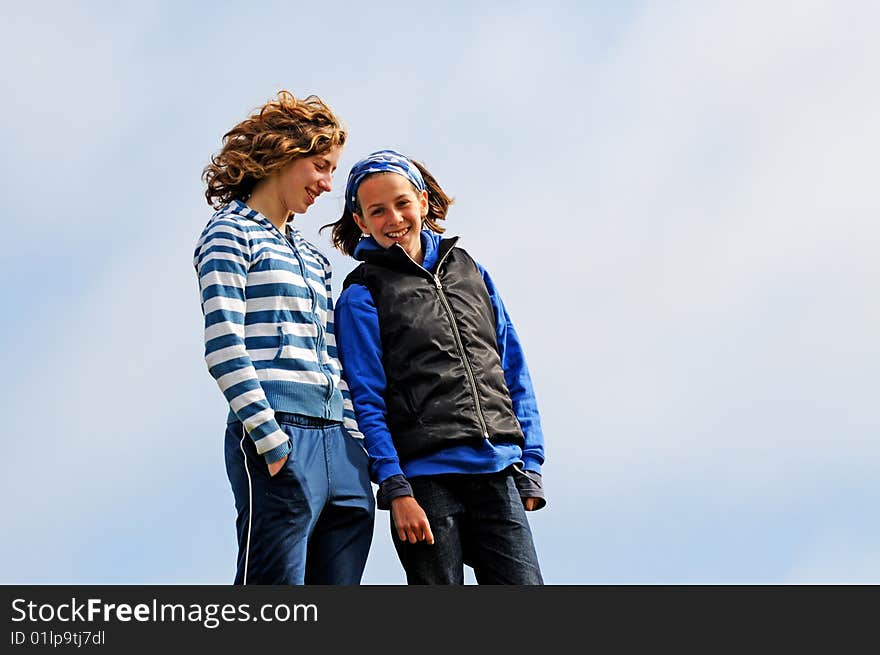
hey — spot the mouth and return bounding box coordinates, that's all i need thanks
[306,188,317,204]
[385,226,410,240]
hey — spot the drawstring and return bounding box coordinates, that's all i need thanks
[239,426,253,585]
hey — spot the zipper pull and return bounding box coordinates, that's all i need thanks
[434,275,442,290]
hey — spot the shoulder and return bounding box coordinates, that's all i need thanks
[447,245,499,296]
[447,239,487,275]
[342,262,369,289]
[445,242,484,276]
[202,206,273,244]
[438,235,475,265]
[194,210,256,260]
[338,279,374,311]
[202,208,249,233]
[336,283,378,334]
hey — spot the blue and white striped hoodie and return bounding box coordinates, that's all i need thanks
[193,199,362,464]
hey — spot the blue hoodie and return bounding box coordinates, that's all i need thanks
[335,231,545,502]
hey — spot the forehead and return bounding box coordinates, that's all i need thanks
[357,172,416,202]
[283,145,342,174]
[313,144,343,166]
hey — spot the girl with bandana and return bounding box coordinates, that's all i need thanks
[323,150,546,584]
[194,92,375,585]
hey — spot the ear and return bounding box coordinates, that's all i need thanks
[418,189,429,218]
[352,212,370,234]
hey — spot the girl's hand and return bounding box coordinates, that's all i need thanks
[391,496,435,544]
[523,497,540,511]
[267,455,288,477]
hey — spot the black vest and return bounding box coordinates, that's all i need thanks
[343,238,525,463]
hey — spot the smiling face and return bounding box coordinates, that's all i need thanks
[277,145,343,216]
[353,172,429,264]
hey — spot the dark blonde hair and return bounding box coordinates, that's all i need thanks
[321,159,453,256]
[203,91,346,208]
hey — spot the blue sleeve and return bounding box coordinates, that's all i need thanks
[335,284,406,484]
[476,262,546,473]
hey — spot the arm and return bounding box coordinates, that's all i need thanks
[335,284,406,485]
[477,262,547,509]
[194,219,289,469]
[477,262,546,472]
[336,285,432,538]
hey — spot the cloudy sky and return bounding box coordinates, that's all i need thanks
[2,0,878,584]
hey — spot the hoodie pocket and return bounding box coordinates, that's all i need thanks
[274,326,285,361]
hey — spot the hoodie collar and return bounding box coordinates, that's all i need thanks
[223,199,297,241]
[354,230,444,269]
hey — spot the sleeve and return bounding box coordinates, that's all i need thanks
[513,467,546,510]
[376,474,414,510]
[476,262,546,474]
[335,283,406,484]
[320,257,364,440]
[194,219,289,464]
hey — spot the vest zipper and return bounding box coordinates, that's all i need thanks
[393,242,491,441]
[433,274,490,440]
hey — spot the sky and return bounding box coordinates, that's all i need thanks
[2,0,878,584]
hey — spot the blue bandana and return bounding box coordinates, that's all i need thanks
[344,149,426,215]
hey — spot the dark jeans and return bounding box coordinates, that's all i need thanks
[392,467,543,585]
[225,413,375,585]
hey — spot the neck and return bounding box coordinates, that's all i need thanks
[246,183,292,231]
[403,234,424,266]
[407,244,424,266]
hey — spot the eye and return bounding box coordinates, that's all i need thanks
[370,208,384,217]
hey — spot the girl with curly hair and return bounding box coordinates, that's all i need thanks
[194,92,374,585]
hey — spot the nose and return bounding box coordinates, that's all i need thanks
[318,173,332,192]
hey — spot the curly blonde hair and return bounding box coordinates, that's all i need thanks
[203,91,346,208]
